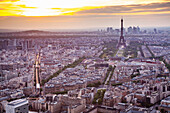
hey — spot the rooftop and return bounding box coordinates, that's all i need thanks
[8,98,28,107]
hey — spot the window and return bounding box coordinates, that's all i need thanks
[154,87,157,91]
[163,86,165,92]
[167,86,170,91]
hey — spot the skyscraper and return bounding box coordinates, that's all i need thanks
[128,26,133,34]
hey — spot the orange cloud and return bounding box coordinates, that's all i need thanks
[51,6,103,16]
[0,0,19,2]
[17,4,37,9]
[0,2,22,16]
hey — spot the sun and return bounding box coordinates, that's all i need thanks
[15,0,103,16]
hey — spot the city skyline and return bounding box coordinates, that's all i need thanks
[0,0,170,29]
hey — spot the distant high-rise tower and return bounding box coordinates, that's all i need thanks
[117,18,126,48]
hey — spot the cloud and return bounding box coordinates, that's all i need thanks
[0,0,19,2]
[17,5,37,9]
[0,2,23,16]
[0,8,5,10]
[77,2,170,15]
[51,6,102,16]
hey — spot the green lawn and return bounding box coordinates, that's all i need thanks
[92,89,106,105]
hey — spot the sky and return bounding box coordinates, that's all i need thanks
[0,0,170,30]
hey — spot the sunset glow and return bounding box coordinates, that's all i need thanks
[0,0,169,16]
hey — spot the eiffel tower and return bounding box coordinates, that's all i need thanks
[117,18,126,48]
